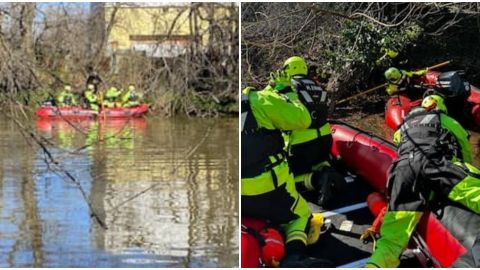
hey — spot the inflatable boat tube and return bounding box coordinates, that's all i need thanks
[330,122,397,193]
[385,71,480,129]
[332,121,478,267]
[384,95,422,131]
[36,104,149,119]
[242,121,479,267]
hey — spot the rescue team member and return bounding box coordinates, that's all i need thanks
[84,84,100,111]
[56,84,78,106]
[103,86,122,108]
[270,56,344,206]
[122,84,141,108]
[241,83,332,267]
[86,66,103,92]
[384,67,427,96]
[366,95,480,268]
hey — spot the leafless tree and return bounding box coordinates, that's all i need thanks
[0,2,238,117]
[242,2,480,105]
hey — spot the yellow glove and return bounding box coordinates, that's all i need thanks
[307,213,324,245]
[268,73,276,87]
[385,48,399,59]
[393,129,401,145]
[270,70,291,90]
[413,68,428,76]
[386,84,399,96]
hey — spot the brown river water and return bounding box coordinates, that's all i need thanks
[0,115,238,267]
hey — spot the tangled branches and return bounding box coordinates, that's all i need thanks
[0,3,238,117]
[242,2,480,103]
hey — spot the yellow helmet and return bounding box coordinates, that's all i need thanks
[283,56,308,77]
[87,84,95,90]
[384,67,402,83]
[128,84,135,91]
[422,94,447,113]
[64,85,72,91]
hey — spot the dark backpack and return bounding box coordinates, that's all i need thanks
[435,71,470,99]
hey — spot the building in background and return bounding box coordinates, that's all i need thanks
[89,2,236,59]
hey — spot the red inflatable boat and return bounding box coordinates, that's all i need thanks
[35,117,147,134]
[385,71,480,130]
[330,122,478,267]
[36,104,149,119]
[242,121,479,267]
[385,95,422,130]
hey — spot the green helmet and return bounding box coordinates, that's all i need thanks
[384,67,402,83]
[422,94,447,113]
[283,56,308,77]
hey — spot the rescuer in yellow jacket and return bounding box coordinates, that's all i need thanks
[242,81,333,267]
[366,95,480,268]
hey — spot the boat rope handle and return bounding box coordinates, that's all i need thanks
[360,227,377,251]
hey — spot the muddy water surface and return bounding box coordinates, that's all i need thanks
[0,115,238,267]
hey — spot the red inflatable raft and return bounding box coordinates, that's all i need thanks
[242,121,479,267]
[35,117,147,134]
[385,71,480,130]
[330,122,476,267]
[36,104,149,119]
[385,95,422,130]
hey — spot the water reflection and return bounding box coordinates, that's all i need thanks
[0,116,238,267]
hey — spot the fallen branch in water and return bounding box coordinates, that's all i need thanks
[0,106,108,229]
[16,118,107,228]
